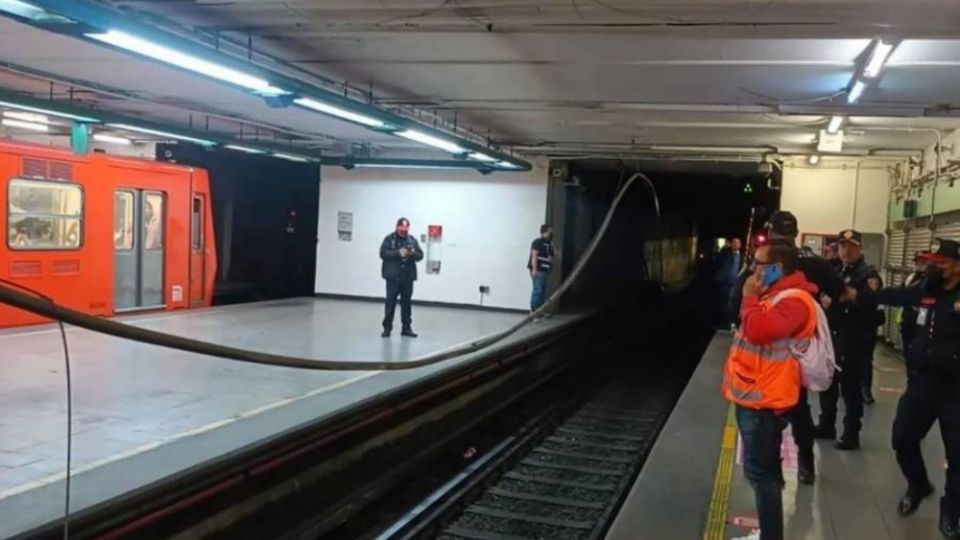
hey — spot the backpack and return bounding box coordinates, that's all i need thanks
[770,289,838,392]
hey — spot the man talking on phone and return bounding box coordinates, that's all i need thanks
[380,217,424,338]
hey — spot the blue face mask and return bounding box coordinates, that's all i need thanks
[762,264,783,287]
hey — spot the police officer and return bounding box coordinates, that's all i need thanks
[815,229,881,450]
[868,239,960,539]
[900,251,930,359]
[729,210,844,485]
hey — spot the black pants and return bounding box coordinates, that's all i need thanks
[788,389,815,462]
[383,279,414,331]
[862,336,878,393]
[819,350,864,437]
[892,377,960,513]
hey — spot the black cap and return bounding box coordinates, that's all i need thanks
[767,211,799,237]
[837,229,863,246]
[922,238,960,262]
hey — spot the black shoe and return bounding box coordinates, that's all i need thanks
[401,329,418,338]
[898,483,934,516]
[382,329,391,338]
[813,424,837,440]
[940,498,960,540]
[835,436,861,451]
[797,452,815,485]
[862,387,876,405]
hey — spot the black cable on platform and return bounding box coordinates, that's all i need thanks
[0,278,73,539]
[0,173,656,372]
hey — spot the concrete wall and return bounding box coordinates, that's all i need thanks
[781,158,893,235]
[315,165,549,310]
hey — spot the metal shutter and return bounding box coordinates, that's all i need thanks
[906,227,933,259]
[936,218,960,243]
[883,228,908,347]
[887,228,906,269]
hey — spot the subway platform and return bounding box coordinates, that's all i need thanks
[0,298,582,538]
[606,335,947,540]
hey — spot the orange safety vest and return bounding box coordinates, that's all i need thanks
[722,290,817,410]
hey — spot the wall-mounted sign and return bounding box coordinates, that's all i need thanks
[338,211,353,241]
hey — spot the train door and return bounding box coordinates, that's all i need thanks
[114,189,165,311]
[189,194,206,306]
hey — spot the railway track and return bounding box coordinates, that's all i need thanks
[376,354,693,540]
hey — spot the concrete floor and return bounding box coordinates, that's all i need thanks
[607,334,948,540]
[0,298,575,538]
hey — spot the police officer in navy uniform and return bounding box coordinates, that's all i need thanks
[380,217,424,338]
[867,239,960,539]
[901,251,931,358]
[729,210,844,485]
[815,229,881,450]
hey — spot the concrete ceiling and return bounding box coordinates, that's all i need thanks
[4,1,960,160]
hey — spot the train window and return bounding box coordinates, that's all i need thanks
[143,192,164,251]
[191,196,202,250]
[8,178,83,250]
[114,191,134,250]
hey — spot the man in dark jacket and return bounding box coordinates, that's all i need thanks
[380,217,424,338]
[729,210,844,485]
[900,251,930,359]
[815,229,881,450]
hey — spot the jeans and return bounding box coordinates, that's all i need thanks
[736,406,788,540]
[530,271,548,311]
[383,279,414,331]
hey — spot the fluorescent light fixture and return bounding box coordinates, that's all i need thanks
[3,111,48,124]
[847,80,867,104]
[0,0,43,19]
[808,154,821,165]
[87,30,287,96]
[827,115,845,134]
[107,123,217,146]
[294,97,385,128]
[93,133,132,145]
[226,144,266,154]
[863,40,895,79]
[496,161,521,169]
[396,129,465,154]
[468,152,497,162]
[3,118,49,132]
[354,163,468,170]
[273,152,311,162]
[0,100,99,123]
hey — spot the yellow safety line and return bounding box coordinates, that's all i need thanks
[703,404,737,540]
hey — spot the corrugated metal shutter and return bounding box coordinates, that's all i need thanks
[906,226,933,259]
[936,219,960,243]
[884,228,908,347]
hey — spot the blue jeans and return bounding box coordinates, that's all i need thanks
[530,271,548,311]
[736,406,788,540]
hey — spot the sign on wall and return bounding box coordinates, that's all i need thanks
[337,211,353,241]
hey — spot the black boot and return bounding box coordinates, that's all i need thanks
[797,450,816,485]
[862,386,876,405]
[940,497,960,540]
[382,328,391,338]
[401,328,418,338]
[898,482,934,516]
[835,433,860,451]
[813,423,837,440]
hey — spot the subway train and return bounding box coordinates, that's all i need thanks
[0,138,216,328]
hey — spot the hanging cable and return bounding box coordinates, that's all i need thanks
[0,278,73,540]
[0,173,654,372]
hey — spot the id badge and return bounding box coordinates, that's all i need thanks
[917,308,929,326]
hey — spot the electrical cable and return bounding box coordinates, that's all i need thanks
[0,173,652,373]
[0,278,72,540]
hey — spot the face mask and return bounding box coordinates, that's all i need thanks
[926,265,945,293]
[762,264,783,287]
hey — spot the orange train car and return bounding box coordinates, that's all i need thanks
[0,138,216,328]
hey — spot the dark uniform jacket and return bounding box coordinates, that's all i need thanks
[872,283,960,381]
[832,257,883,363]
[380,233,424,281]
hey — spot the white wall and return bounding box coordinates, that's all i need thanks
[315,165,549,310]
[781,158,892,235]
